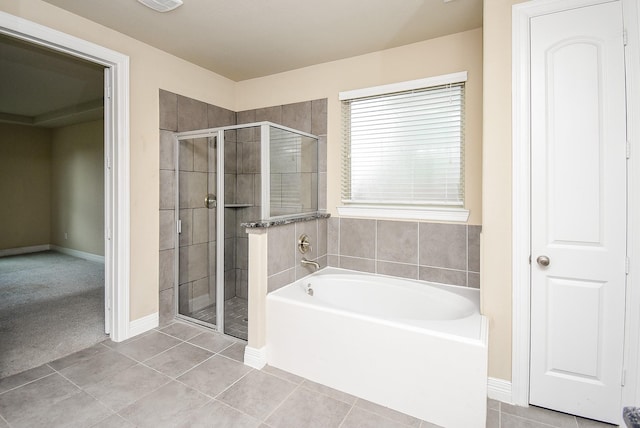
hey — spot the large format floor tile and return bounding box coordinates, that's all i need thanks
[0,321,621,428]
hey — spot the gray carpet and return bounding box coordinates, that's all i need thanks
[0,251,107,379]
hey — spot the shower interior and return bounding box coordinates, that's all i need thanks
[174,122,319,340]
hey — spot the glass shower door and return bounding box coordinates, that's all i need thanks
[176,136,218,326]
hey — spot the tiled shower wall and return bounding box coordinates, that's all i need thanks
[327,217,481,288]
[159,90,328,325]
[159,90,236,325]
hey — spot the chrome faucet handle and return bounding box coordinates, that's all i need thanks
[298,234,312,254]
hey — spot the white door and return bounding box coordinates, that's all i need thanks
[529,1,627,424]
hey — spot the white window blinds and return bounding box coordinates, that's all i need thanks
[341,77,465,208]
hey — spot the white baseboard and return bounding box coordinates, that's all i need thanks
[51,245,105,263]
[487,377,513,404]
[0,244,51,257]
[244,346,267,369]
[128,312,159,339]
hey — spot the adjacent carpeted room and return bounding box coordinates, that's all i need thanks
[0,250,107,379]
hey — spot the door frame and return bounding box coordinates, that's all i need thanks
[0,12,131,341]
[512,0,640,411]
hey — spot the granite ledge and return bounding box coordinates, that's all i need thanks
[242,212,330,229]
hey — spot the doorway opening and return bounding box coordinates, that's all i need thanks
[0,11,131,374]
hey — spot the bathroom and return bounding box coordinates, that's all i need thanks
[158,73,484,426]
[2,1,640,427]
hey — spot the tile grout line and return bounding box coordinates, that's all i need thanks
[260,381,302,424]
[0,367,59,396]
[337,402,356,428]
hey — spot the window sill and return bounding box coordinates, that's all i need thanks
[336,205,469,222]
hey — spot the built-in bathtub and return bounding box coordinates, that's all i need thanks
[266,267,488,428]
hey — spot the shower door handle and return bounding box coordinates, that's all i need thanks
[205,194,217,209]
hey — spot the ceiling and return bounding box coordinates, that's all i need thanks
[0,34,104,128]
[0,0,482,129]
[42,0,483,82]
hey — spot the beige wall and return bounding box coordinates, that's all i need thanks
[50,120,104,256]
[236,28,483,226]
[0,2,516,381]
[0,0,237,319]
[482,0,526,381]
[0,123,52,250]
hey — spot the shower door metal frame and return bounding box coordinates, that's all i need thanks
[173,128,225,333]
[260,122,320,221]
[173,121,319,337]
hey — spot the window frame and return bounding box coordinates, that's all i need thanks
[338,72,469,222]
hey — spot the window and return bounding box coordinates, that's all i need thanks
[339,72,468,221]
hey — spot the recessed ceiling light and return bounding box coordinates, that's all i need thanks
[137,0,183,13]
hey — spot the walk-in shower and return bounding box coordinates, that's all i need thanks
[173,122,319,340]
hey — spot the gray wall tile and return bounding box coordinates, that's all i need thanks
[208,104,236,128]
[224,173,236,205]
[236,237,248,270]
[419,266,467,286]
[179,243,209,284]
[224,238,235,271]
[340,218,375,259]
[468,225,481,273]
[318,172,327,211]
[178,139,194,172]
[282,101,312,133]
[236,174,254,205]
[159,170,175,210]
[235,269,248,299]
[268,268,295,293]
[255,106,282,123]
[236,109,255,125]
[376,220,418,264]
[177,95,207,132]
[224,141,237,174]
[419,223,467,270]
[159,90,177,131]
[327,217,339,255]
[339,256,375,273]
[468,272,480,288]
[159,288,175,326]
[318,135,327,173]
[327,254,339,267]
[179,172,207,209]
[317,218,327,257]
[193,138,210,173]
[224,269,236,300]
[192,208,209,245]
[311,99,328,136]
[159,210,175,251]
[159,130,175,171]
[267,223,295,276]
[376,261,418,280]
[159,249,174,292]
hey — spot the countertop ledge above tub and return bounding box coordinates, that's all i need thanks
[242,212,330,229]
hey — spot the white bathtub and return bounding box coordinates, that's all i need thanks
[266,268,488,428]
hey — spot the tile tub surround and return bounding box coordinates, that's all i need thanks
[159,90,328,325]
[327,217,481,288]
[266,217,329,292]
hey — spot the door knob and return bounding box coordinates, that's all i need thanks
[536,255,550,267]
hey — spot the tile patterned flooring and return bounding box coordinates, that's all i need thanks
[188,297,248,340]
[0,320,620,428]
